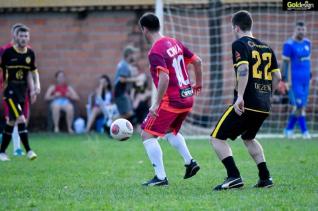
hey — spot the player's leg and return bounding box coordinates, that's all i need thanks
[0,96,22,161]
[141,130,167,186]
[51,102,62,133]
[12,125,23,156]
[210,106,244,190]
[298,107,311,139]
[285,88,297,138]
[0,120,15,161]
[15,114,37,160]
[243,139,272,187]
[297,86,311,139]
[165,111,200,179]
[242,112,272,188]
[2,99,23,156]
[140,108,177,186]
[13,96,29,156]
[285,106,297,138]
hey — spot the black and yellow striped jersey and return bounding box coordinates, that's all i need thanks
[0,46,37,96]
[232,36,279,113]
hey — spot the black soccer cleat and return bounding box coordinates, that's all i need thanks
[254,177,273,188]
[184,159,200,179]
[213,177,244,191]
[142,176,168,186]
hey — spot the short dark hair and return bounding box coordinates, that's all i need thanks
[15,25,30,35]
[296,21,305,27]
[139,12,160,32]
[232,10,253,31]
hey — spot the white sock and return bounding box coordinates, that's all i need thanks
[12,125,21,153]
[165,133,192,165]
[143,138,166,180]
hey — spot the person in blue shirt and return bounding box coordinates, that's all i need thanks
[114,46,142,121]
[281,21,311,139]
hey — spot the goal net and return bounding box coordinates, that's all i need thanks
[160,0,318,137]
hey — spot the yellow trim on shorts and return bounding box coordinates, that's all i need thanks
[234,61,249,68]
[245,107,270,114]
[8,98,19,118]
[211,106,234,138]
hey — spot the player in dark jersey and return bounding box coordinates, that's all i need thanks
[0,26,40,161]
[139,13,202,186]
[210,11,281,190]
[0,23,32,156]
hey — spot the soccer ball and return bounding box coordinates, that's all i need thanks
[110,118,133,141]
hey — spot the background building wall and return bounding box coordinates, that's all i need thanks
[0,10,149,129]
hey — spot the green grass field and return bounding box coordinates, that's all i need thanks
[1,133,317,210]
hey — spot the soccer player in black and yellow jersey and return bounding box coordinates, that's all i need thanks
[0,26,40,161]
[210,11,281,190]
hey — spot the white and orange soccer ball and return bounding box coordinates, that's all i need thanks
[110,118,133,141]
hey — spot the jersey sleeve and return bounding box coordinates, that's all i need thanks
[149,53,169,74]
[0,49,7,70]
[30,50,38,73]
[232,41,249,68]
[269,49,280,73]
[177,40,196,64]
[282,41,292,60]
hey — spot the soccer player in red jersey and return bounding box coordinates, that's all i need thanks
[139,13,203,186]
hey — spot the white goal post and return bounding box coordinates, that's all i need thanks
[155,0,318,138]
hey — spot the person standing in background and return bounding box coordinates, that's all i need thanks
[113,46,142,122]
[280,21,312,139]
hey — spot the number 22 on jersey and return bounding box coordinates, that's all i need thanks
[252,50,272,80]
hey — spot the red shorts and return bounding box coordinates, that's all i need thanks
[141,107,190,137]
[2,95,30,120]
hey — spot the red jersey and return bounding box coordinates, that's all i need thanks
[53,84,69,97]
[148,36,197,112]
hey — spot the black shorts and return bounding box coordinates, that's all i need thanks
[3,88,26,121]
[211,106,269,141]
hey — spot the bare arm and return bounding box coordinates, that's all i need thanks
[281,59,290,83]
[44,85,56,101]
[27,72,37,104]
[192,56,203,95]
[149,71,169,116]
[234,63,249,116]
[32,71,41,94]
[67,86,80,101]
[27,72,35,93]
[272,71,282,92]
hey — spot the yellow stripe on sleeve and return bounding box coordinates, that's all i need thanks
[271,69,280,73]
[234,61,249,68]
